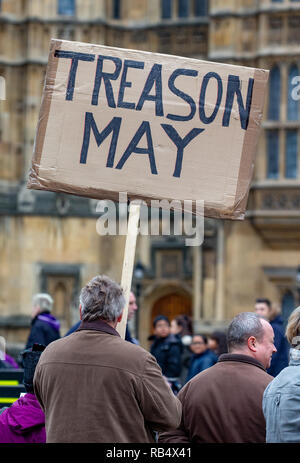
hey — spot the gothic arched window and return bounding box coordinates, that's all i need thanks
[194,0,208,16]
[268,65,281,120]
[113,0,121,19]
[178,0,189,18]
[267,130,279,179]
[285,130,298,178]
[57,0,75,16]
[161,0,172,19]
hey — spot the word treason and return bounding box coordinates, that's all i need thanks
[55,50,254,178]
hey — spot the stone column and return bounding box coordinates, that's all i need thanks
[280,62,287,179]
[193,244,202,323]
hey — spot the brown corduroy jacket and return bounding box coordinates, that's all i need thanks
[33,319,181,443]
[159,353,273,443]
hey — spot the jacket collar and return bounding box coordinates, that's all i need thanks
[218,353,266,371]
[36,312,60,331]
[76,319,120,337]
[32,310,49,324]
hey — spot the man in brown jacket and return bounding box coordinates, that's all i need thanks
[159,312,276,443]
[33,275,181,443]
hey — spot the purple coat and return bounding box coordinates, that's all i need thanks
[0,393,46,443]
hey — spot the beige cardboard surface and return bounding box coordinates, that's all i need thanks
[27,39,269,219]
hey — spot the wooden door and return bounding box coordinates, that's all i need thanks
[151,293,192,332]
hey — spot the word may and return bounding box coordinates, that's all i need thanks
[80,113,204,177]
[55,50,254,130]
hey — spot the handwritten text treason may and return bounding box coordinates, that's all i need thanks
[54,50,254,179]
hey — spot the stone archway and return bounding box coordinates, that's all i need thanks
[139,282,192,349]
[151,293,192,333]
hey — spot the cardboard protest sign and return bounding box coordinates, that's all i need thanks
[27,39,268,219]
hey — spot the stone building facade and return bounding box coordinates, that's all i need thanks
[0,0,299,351]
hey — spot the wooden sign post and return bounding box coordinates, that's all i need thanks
[116,203,141,338]
[26,40,269,338]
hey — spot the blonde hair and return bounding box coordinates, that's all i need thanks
[285,306,300,345]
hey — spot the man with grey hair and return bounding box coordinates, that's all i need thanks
[159,312,276,443]
[25,293,60,349]
[33,275,181,443]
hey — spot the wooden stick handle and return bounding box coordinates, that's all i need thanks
[116,203,141,339]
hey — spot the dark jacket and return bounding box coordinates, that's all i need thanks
[178,341,193,386]
[26,312,60,349]
[65,321,81,336]
[267,316,289,377]
[34,319,181,443]
[159,353,273,443]
[150,334,182,378]
[125,325,139,344]
[186,349,217,382]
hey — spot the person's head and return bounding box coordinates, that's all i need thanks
[286,306,300,347]
[170,319,180,335]
[128,291,138,321]
[227,312,276,370]
[170,314,193,337]
[190,334,208,355]
[32,293,53,318]
[208,331,228,355]
[21,343,46,393]
[79,275,125,325]
[254,298,272,320]
[153,315,171,339]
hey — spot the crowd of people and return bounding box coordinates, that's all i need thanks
[0,274,298,443]
[148,314,227,392]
